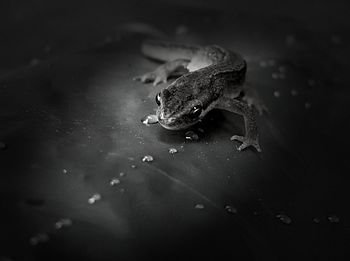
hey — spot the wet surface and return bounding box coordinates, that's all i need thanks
[0,0,350,260]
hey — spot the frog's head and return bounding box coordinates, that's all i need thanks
[155,75,215,130]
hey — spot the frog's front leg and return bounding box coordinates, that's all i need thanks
[133,59,190,86]
[241,85,268,115]
[215,96,262,152]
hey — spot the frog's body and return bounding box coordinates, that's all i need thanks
[134,41,266,152]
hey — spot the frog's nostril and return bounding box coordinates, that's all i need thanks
[158,114,176,125]
[167,117,176,124]
[158,112,165,121]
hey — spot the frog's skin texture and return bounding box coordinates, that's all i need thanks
[134,41,266,152]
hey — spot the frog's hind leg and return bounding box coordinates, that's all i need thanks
[133,59,190,86]
[215,96,262,152]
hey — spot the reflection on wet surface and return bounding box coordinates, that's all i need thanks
[0,0,349,260]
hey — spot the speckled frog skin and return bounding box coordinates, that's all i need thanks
[134,41,266,152]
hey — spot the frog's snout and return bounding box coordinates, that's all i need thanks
[157,112,178,129]
[158,114,176,125]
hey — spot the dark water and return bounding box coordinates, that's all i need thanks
[0,0,349,260]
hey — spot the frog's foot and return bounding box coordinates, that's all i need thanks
[134,59,189,86]
[133,69,168,86]
[242,89,269,115]
[230,135,262,152]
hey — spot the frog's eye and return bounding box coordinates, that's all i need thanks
[155,93,161,106]
[189,105,202,118]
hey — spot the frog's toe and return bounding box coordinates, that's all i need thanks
[153,75,167,86]
[134,70,168,85]
[133,72,156,83]
[230,135,262,152]
[230,135,244,143]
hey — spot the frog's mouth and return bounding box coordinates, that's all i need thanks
[159,123,181,130]
[157,109,198,130]
[158,115,198,131]
[157,116,180,130]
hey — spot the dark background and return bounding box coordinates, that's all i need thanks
[0,0,349,260]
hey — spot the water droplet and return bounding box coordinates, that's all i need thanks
[30,233,49,246]
[276,214,292,224]
[274,91,281,98]
[225,205,237,214]
[259,60,267,68]
[185,131,199,141]
[313,217,321,224]
[141,114,158,125]
[307,79,315,87]
[328,215,340,223]
[88,193,101,204]
[0,142,6,150]
[168,148,178,154]
[195,204,204,210]
[131,164,136,169]
[110,178,120,186]
[286,34,296,45]
[278,66,287,73]
[0,256,13,261]
[272,72,279,79]
[267,59,276,66]
[30,58,40,66]
[279,73,286,79]
[55,218,72,229]
[44,45,51,53]
[272,72,285,80]
[104,36,112,43]
[175,25,188,35]
[290,89,298,96]
[62,169,68,174]
[331,35,342,45]
[119,172,125,177]
[142,155,154,162]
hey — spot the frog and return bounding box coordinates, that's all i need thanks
[134,40,267,152]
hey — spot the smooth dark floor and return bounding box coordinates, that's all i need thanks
[0,1,349,260]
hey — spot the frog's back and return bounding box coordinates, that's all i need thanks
[220,51,247,87]
[164,48,246,111]
[188,46,246,96]
[143,41,247,101]
[188,45,246,84]
[141,40,246,77]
